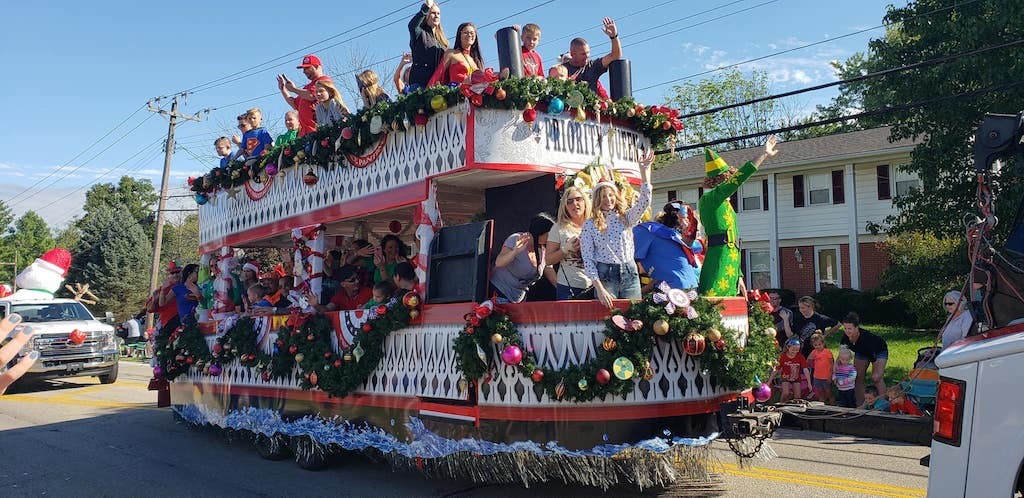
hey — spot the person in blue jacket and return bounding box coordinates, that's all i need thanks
[633,202,700,290]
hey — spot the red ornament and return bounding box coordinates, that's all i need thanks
[388,220,402,233]
[213,343,223,354]
[324,351,333,359]
[303,169,318,186]
[466,326,475,334]
[309,371,318,386]
[275,339,284,347]
[261,371,271,382]
[376,305,388,315]
[288,345,298,354]
[334,359,342,367]
[522,108,537,123]
[185,356,194,365]
[682,332,707,356]
[415,110,429,127]
[470,94,483,106]
[495,88,507,100]
[531,369,544,382]
[320,138,329,147]
[361,323,373,333]
[283,148,292,156]
[68,329,87,345]
[714,339,727,350]
[307,333,315,342]
[402,291,421,309]
[596,368,611,385]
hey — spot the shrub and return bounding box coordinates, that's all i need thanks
[813,287,913,326]
[880,232,969,328]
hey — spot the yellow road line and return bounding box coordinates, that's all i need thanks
[715,463,926,497]
[3,394,160,410]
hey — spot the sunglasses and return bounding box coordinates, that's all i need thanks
[566,196,585,204]
[944,302,956,306]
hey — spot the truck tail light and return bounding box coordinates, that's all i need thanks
[933,376,967,447]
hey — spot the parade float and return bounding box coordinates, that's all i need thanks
[156,68,781,490]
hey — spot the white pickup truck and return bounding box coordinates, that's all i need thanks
[1,296,119,385]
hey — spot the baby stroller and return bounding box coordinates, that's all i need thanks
[899,346,941,413]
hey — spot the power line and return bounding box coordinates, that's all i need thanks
[538,0,687,48]
[636,0,984,92]
[656,78,1024,154]
[677,38,1024,120]
[3,104,149,205]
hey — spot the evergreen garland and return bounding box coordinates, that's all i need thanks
[154,324,214,381]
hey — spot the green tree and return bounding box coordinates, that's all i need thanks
[663,68,806,155]
[881,232,968,327]
[67,203,152,320]
[819,0,1024,237]
[6,211,55,263]
[81,176,158,235]
[161,213,200,267]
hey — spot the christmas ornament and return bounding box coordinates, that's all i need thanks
[361,323,372,333]
[574,107,586,122]
[765,327,777,338]
[307,333,315,342]
[601,337,617,352]
[408,309,420,319]
[457,377,469,395]
[341,127,354,139]
[501,345,522,365]
[652,319,669,336]
[309,371,319,386]
[522,107,537,123]
[706,328,722,342]
[369,115,383,134]
[476,344,487,365]
[333,359,342,367]
[554,379,566,399]
[289,345,298,354]
[612,357,635,380]
[642,365,655,381]
[430,95,447,112]
[547,97,565,115]
[402,292,420,308]
[213,343,223,354]
[68,329,87,345]
[388,220,402,233]
[612,315,640,331]
[754,382,772,403]
[353,344,365,363]
[294,353,305,363]
[495,87,507,100]
[303,169,318,185]
[491,333,503,344]
[195,193,209,205]
[324,351,333,359]
[153,366,164,378]
[414,110,429,127]
[531,369,544,383]
[596,368,611,385]
[714,339,726,350]
[261,371,271,382]
[343,353,353,362]
[565,90,584,108]
[577,378,589,391]
[683,332,706,356]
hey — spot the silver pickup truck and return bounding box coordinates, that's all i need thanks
[1,297,119,385]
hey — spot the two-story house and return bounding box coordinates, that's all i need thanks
[652,127,921,297]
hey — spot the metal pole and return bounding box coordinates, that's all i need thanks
[145,97,178,330]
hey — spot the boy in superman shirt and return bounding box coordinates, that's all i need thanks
[235,108,274,160]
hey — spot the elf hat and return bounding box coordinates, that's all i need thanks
[166,260,182,274]
[704,148,730,177]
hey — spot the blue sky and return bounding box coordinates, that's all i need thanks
[0,0,902,229]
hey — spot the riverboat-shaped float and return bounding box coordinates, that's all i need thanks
[155,72,779,490]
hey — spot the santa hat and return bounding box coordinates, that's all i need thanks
[15,248,72,296]
[243,261,260,274]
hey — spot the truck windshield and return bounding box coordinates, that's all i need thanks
[10,302,95,322]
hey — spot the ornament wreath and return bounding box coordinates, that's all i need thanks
[453,288,777,403]
[189,77,684,198]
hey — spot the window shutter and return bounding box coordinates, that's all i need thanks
[730,193,738,211]
[698,187,704,198]
[762,179,769,211]
[667,190,677,201]
[793,175,805,208]
[877,165,891,200]
[831,170,845,204]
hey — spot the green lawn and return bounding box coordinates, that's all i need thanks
[825,324,939,388]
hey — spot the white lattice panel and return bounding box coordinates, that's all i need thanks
[473,109,651,176]
[198,109,469,246]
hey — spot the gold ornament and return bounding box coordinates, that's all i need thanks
[706,328,722,342]
[491,333,504,344]
[652,319,669,336]
[294,353,305,363]
[577,378,589,391]
[765,327,777,338]
[602,337,617,351]
[643,365,655,381]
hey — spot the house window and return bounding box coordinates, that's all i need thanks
[747,250,771,290]
[895,178,920,197]
[740,181,761,211]
[814,246,841,292]
[807,173,830,205]
[877,165,892,200]
[667,190,677,202]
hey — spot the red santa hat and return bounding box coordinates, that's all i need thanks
[15,248,72,296]
[242,261,260,274]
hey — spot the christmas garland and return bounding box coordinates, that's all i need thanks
[188,76,684,198]
[153,323,215,381]
[453,286,777,403]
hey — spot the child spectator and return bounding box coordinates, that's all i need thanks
[232,114,252,149]
[314,79,351,126]
[548,65,568,80]
[519,24,544,77]
[833,346,857,408]
[357,70,392,108]
[888,385,923,416]
[392,261,419,297]
[276,111,300,148]
[246,284,272,308]
[214,137,233,168]
[237,108,274,160]
[394,52,413,95]
[862,385,891,411]
[770,338,810,402]
[807,332,834,404]
[364,280,397,309]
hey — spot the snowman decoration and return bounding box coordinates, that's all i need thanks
[12,248,72,300]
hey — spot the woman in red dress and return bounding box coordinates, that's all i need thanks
[429,22,482,86]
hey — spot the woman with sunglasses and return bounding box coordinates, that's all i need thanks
[633,202,701,291]
[547,186,593,300]
[940,290,973,348]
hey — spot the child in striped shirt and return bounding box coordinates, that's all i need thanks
[833,346,857,407]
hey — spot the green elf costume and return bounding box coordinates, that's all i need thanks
[697,148,761,296]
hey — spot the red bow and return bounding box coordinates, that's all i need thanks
[749,289,774,313]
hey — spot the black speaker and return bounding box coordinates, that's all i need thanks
[426,221,493,304]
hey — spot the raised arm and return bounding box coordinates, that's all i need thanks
[409,0,432,41]
[751,135,779,168]
[277,74,297,109]
[599,17,621,68]
[394,52,412,94]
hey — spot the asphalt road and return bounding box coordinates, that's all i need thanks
[0,361,930,498]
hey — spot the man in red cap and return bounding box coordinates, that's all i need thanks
[277,54,333,136]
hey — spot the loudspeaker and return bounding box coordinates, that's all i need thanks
[426,221,493,304]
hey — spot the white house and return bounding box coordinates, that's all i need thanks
[652,127,921,297]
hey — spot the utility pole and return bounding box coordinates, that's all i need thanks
[145,94,207,330]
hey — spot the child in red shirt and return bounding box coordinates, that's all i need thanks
[519,23,544,77]
[888,385,923,416]
[770,338,810,402]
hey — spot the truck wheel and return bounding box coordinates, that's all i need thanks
[292,436,330,471]
[98,362,119,384]
[255,433,292,461]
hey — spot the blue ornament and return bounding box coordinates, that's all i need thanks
[691,239,704,254]
[548,97,565,115]
[195,193,208,205]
